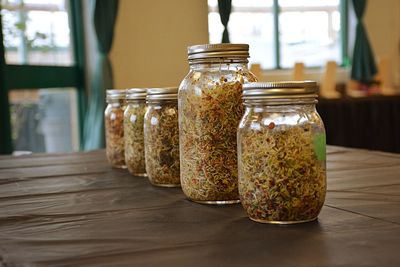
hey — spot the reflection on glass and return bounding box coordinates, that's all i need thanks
[1,0,73,66]
[9,88,79,153]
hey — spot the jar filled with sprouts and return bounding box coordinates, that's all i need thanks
[178,44,257,204]
[238,81,327,224]
[124,88,147,176]
[144,87,180,187]
[105,89,127,168]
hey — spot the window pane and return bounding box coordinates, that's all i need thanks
[279,0,341,68]
[229,12,274,69]
[1,0,73,66]
[208,0,275,69]
[279,0,339,7]
[208,11,223,44]
[9,88,79,153]
[232,0,272,8]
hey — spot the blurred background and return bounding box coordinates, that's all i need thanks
[0,0,399,155]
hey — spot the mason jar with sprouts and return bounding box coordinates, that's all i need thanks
[178,44,257,204]
[144,87,180,187]
[105,89,127,168]
[124,88,147,176]
[237,81,327,224]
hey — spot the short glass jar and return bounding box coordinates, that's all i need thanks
[238,81,327,224]
[124,88,147,176]
[144,87,180,187]
[105,89,126,168]
[179,44,257,204]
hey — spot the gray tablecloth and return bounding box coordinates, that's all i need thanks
[0,147,399,266]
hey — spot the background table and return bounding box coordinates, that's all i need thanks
[317,95,400,153]
[0,147,399,266]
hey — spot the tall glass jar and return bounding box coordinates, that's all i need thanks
[238,81,327,224]
[144,87,180,187]
[105,89,126,168]
[179,44,257,204]
[124,88,147,176]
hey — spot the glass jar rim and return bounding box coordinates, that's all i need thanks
[187,43,250,61]
[126,88,147,100]
[189,57,249,66]
[146,87,178,101]
[106,89,126,101]
[242,81,319,105]
[243,81,318,99]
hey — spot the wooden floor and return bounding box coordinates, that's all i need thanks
[0,146,399,266]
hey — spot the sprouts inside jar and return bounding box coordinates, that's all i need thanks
[238,119,326,223]
[144,101,180,187]
[180,70,257,203]
[105,100,126,168]
[124,102,146,176]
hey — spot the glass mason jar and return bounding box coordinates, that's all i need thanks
[105,89,127,168]
[124,88,147,176]
[179,44,257,204]
[238,81,327,224]
[144,87,180,187]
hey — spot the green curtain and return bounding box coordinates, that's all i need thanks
[83,0,119,150]
[350,0,377,82]
[218,0,232,43]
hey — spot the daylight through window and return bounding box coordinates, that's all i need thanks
[208,0,343,69]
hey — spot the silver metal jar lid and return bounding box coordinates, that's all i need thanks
[126,88,147,100]
[106,89,126,101]
[243,81,318,100]
[187,43,250,61]
[146,87,178,101]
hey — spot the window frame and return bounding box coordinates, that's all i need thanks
[0,0,86,154]
[208,0,349,70]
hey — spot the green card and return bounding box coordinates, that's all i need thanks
[313,133,326,161]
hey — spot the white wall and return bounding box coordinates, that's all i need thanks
[110,0,209,88]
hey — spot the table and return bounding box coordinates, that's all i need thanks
[0,147,399,266]
[317,95,400,153]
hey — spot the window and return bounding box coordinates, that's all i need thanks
[0,0,85,154]
[1,0,73,66]
[9,88,79,153]
[208,0,346,69]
